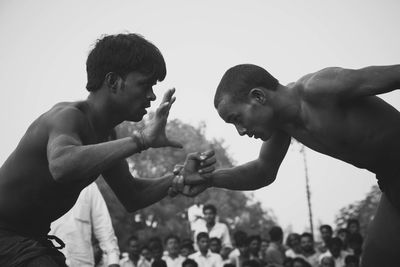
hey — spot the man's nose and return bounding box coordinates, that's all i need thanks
[148,89,156,101]
[235,125,247,136]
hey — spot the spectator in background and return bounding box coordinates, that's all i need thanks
[319,256,335,267]
[120,235,150,267]
[265,226,286,267]
[285,233,302,259]
[180,239,195,258]
[189,232,223,267]
[292,257,312,267]
[182,258,198,267]
[318,225,333,253]
[149,237,165,262]
[300,233,320,267]
[247,235,262,264]
[220,245,233,266]
[347,233,363,259]
[346,219,360,235]
[194,204,232,249]
[344,255,359,267]
[50,182,120,267]
[336,229,350,252]
[187,198,205,235]
[141,246,153,266]
[210,237,222,254]
[260,238,269,259]
[319,237,350,267]
[228,230,248,262]
[152,259,167,267]
[163,234,185,267]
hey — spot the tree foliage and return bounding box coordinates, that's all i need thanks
[96,115,276,250]
[334,185,381,236]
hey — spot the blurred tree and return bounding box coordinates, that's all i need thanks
[96,114,276,250]
[334,185,381,236]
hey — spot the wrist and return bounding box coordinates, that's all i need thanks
[132,131,149,152]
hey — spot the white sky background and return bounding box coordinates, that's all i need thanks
[1,0,400,235]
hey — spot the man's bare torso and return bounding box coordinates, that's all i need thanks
[286,83,400,177]
[0,101,99,235]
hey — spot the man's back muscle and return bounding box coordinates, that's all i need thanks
[287,77,400,175]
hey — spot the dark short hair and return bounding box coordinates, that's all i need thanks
[152,259,167,267]
[182,258,198,267]
[347,218,360,227]
[214,64,279,108]
[337,228,349,235]
[285,233,300,247]
[269,226,283,242]
[196,232,209,242]
[203,204,217,214]
[86,33,166,91]
[319,224,333,233]
[329,237,343,248]
[164,234,180,244]
[128,235,139,243]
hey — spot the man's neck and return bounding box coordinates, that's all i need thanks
[85,94,122,137]
[200,249,208,256]
[206,221,215,229]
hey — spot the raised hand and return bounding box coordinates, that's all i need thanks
[140,88,183,149]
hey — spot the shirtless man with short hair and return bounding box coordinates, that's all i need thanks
[0,33,215,266]
[191,64,400,266]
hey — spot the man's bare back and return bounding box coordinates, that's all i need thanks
[0,102,98,235]
[287,78,400,177]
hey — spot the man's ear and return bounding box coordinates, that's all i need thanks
[104,72,121,93]
[249,88,267,104]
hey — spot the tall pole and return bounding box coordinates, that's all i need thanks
[301,145,314,238]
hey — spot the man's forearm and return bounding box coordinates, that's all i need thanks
[125,174,175,212]
[49,136,143,183]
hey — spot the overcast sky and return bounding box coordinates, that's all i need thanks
[1,0,400,234]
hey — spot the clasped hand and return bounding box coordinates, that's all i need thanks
[168,150,216,197]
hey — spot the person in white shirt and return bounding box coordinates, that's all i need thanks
[319,237,351,267]
[162,234,185,267]
[50,182,120,267]
[187,198,205,234]
[120,235,151,267]
[193,204,232,249]
[189,232,223,267]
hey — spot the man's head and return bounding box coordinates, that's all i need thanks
[86,33,166,122]
[269,226,283,243]
[346,219,360,234]
[196,232,210,254]
[164,234,180,257]
[214,64,279,141]
[203,204,217,225]
[337,228,350,245]
[300,232,315,254]
[180,238,195,257]
[127,235,141,259]
[182,258,198,267]
[328,237,343,258]
[247,235,261,255]
[141,246,152,261]
[345,255,360,267]
[149,236,164,260]
[319,224,333,243]
[320,256,335,267]
[209,237,222,253]
[285,233,301,250]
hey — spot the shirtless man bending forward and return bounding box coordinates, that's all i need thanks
[202,64,400,266]
[0,33,215,266]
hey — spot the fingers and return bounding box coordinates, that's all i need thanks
[173,164,184,175]
[161,88,175,104]
[157,88,176,117]
[199,155,216,168]
[198,165,215,175]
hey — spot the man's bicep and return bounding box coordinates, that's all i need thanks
[46,110,85,160]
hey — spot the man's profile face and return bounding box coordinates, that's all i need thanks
[203,209,216,224]
[115,71,157,122]
[217,95,275,141]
